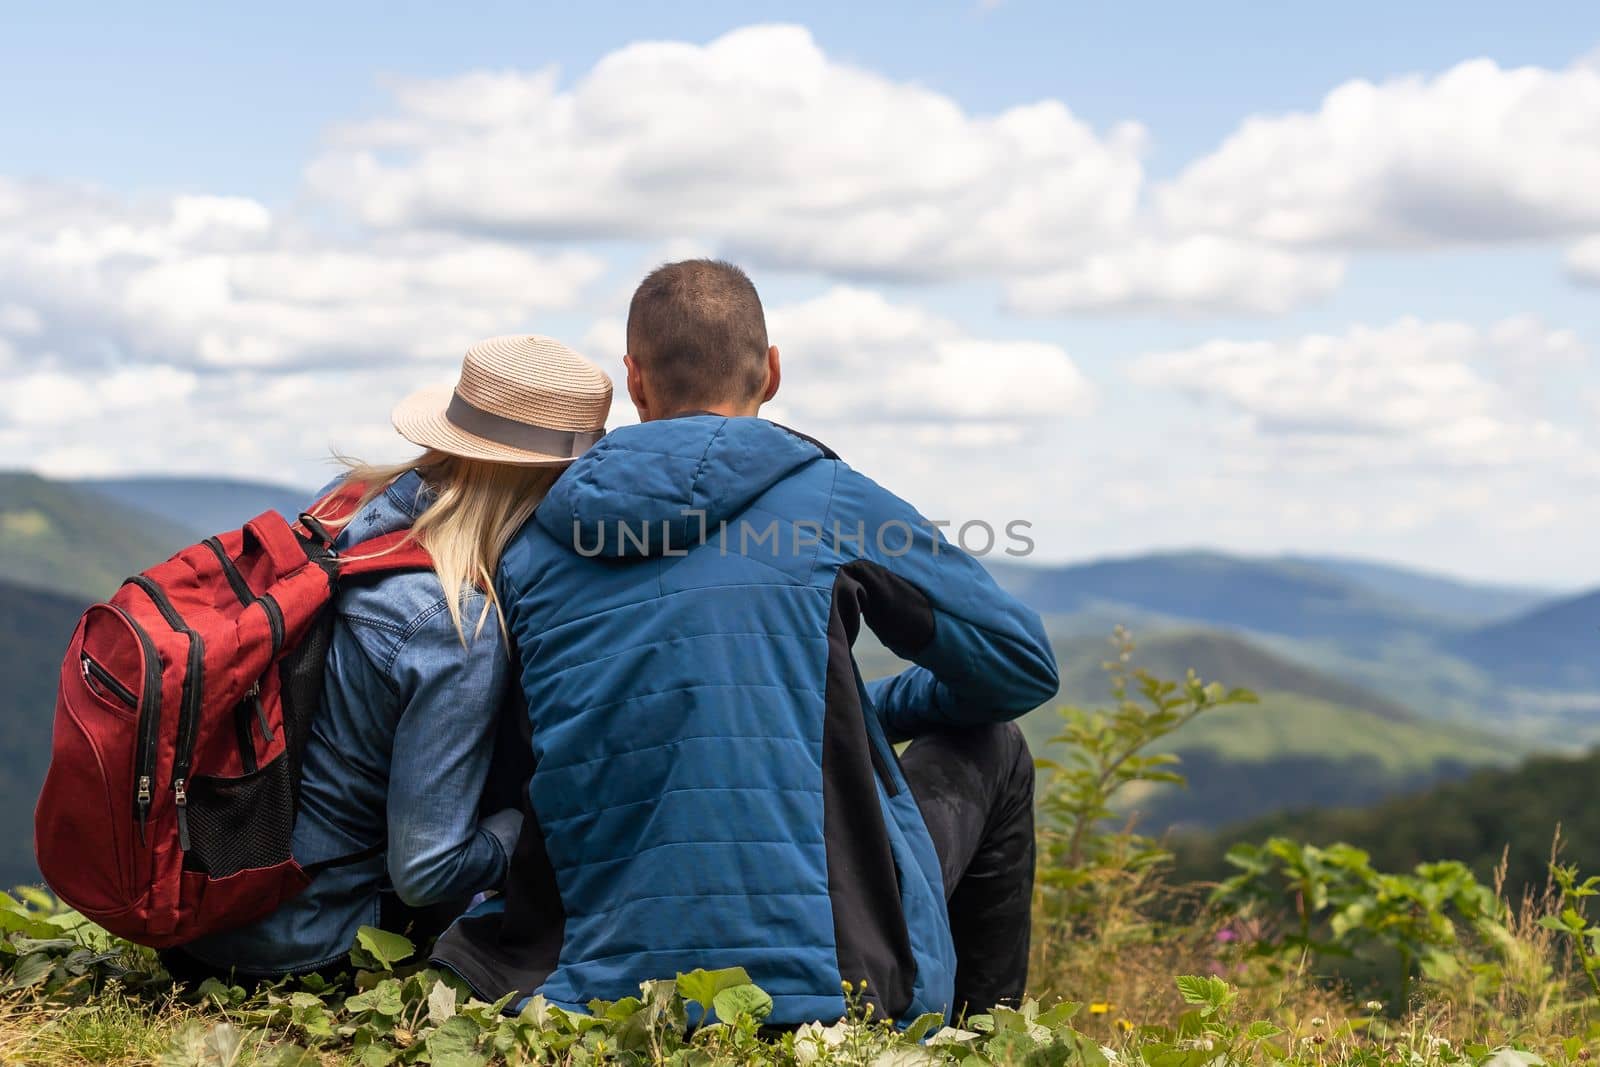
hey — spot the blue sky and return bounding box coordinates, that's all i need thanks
[3,2,1600,585]
[7,1,1596,192]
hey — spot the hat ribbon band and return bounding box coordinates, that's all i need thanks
[445,392,605,456]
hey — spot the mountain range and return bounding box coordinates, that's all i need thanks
[0,578,89,886]
[0,469,1591,886]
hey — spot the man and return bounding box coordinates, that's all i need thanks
[432,260,1058,1026]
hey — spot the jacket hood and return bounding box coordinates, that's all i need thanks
[535,416,826,559]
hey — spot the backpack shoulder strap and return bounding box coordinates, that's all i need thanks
[298,479,433,580]
[337,530,434,579]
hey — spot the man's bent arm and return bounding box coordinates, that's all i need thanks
[830,467,1058,741]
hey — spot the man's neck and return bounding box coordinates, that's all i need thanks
[660,403,761,420]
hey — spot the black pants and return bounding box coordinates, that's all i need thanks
[900,721,1036,1018]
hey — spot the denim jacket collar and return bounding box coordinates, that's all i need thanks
[333,470,433,550]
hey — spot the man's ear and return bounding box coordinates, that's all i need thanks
[761,345,782,404]
[624,354,652,422]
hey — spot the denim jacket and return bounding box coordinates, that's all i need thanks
[182,471,523,976]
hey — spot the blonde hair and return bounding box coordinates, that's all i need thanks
[312,450,560,646]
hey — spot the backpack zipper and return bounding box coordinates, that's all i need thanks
[203,539,281,758]
[258,593,285,652]
[247,679,273,743]
[106,605,162,845]
[81,653,137,709]
[233,696,260,774]
[124,576,203,852]
[204,537,284,654]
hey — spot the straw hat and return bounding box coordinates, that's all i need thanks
[392,335,613,466]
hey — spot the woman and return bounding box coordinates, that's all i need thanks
[173,334,612,979]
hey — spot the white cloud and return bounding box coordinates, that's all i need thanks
[584,285,1094,439]
[0,176,609,484]
[0,360,423,483]
[1484,314,1588,367]
[1566,235,1600,285]
[0,179,605,373]
[1004,235,1345,316]
[1130,317,1589,472]
[1158,57,1600,247]
[0,364,198,428]
[0,303,43,336]
[307,24,1147,282]
[766,286,1094,430]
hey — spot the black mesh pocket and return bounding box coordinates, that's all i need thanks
[278,606,335,816]
[184,756,295,878]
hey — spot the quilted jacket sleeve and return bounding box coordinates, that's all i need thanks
[829,466,1059,742]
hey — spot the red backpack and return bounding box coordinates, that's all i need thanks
[34,481,432,948]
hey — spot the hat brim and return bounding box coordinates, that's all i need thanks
[391,384,593,467]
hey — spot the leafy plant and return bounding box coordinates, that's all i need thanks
[1215,837,1503,1008]
[1035,627,1257,931]
[1540,863,1600,1000]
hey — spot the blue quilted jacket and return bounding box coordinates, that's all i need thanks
[434,415,1058,1025]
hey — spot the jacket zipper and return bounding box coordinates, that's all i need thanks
[204,537,283,655]
[107,605,162,844]
[851,660,901,797]
[81,653,137,708]
[125,576,202,851]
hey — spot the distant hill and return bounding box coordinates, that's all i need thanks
[0,578,87,887]
[76,475,314,541]
[1130,691,1520,831]
[0,472,193,598]
[1287,555,1549,624]
[994,552,1457,650]
[1049,629,1416,722]
[860,624,1515,830]
[990,552,1600,742]
[1172,748,1600,901]
[1449,590,1600,691]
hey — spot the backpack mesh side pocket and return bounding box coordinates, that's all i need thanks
[183,757,295,878]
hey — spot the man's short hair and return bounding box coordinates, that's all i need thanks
[626,259,769,414]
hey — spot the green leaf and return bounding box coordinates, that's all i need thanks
[1174,976,1211,1005]
[346,978,406,1017]
[426,1015,486,1067]
[1034,1001,1082,1029]
[9,935,75,955]
[8,952,55,988]
[16,886,56,912]
[260,1045,322,1067]
[354,1041,399,1067]
[428,978,458,1026]
[354,926,415,970]
[674,966,752,1013]
[1245,1021,1282,1041]
[518,994,562,1029]
[711,982,773,1023]
[904,1012,947,1042]
[1481,1050,1545,1067]
[158,1020,211,1067]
